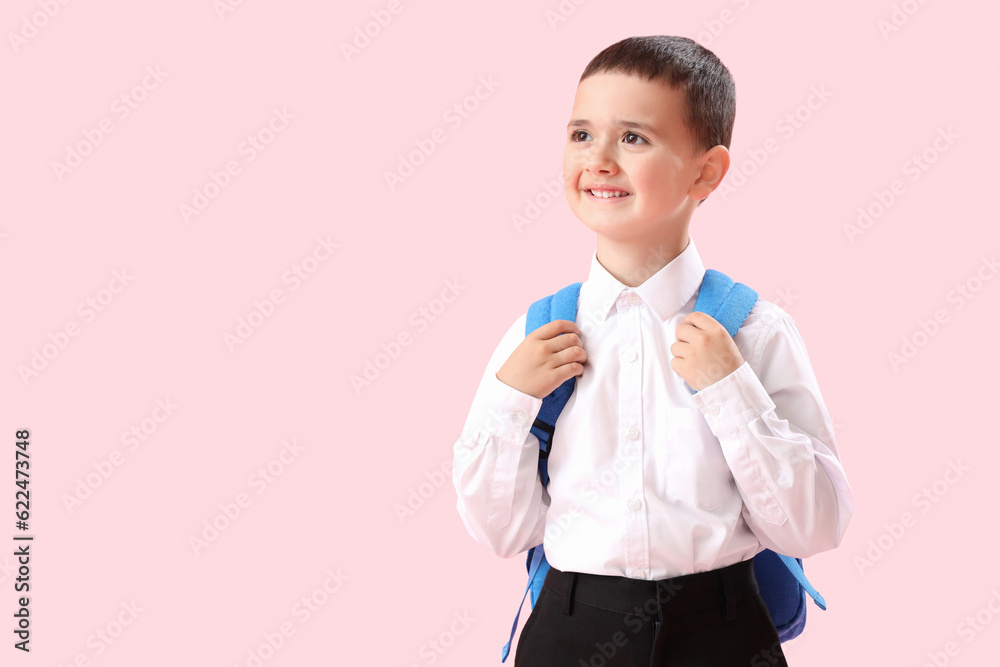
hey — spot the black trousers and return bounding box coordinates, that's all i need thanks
[514,559,788,667]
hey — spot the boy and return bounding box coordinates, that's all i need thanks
[452,35,854,666]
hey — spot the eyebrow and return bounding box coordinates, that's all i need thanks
[566,118,661,137]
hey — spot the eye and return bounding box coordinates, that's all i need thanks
[623,131,648,145]
[568,129,649,144]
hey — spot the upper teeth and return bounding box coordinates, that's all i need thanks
[590,189,627,198]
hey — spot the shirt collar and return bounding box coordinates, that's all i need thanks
[579,236,706,324]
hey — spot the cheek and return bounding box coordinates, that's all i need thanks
[562,154,580,190]
[562,150,579,172]
[633,160,682,198]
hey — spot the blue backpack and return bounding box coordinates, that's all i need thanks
[500,269,828,662]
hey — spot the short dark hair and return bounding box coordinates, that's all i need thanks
[579,35,736,155]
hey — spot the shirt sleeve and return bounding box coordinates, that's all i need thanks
[691,313,855,558]
[452,313,550,559]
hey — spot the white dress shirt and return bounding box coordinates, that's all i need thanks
[452,236,855,580]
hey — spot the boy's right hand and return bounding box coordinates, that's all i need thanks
[496,320,587,399]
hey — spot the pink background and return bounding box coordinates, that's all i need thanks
[2,1,998,665]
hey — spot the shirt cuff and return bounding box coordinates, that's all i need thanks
[691,361,776,436]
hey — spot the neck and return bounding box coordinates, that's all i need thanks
[595,233,690,288]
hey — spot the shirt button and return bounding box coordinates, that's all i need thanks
[630,569,646,580]
[627,497,642,512]
[706,404,720,417]
[625,426,639,440]
[628,292,640,305]
[513,411,527,424]
[627,349,638,362]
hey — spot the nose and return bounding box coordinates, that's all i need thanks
[585,138,618,174]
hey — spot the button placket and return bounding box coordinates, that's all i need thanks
[616,292,649,580]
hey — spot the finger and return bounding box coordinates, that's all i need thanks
[555,343,586,370]
[689,311,723,332]
[682,311,711,329]
[552,330,585,358]
[535,318,580,339]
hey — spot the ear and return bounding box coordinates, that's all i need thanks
[688,145,731,201]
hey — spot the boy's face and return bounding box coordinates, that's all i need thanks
[563,72,711,243]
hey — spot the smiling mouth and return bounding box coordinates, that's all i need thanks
[585,189,631,199]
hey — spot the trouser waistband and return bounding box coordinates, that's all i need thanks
[543,559,760,622]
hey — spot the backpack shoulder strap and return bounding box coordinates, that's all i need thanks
[526,281,583,335]
[776,553,827,609]
[501,282,581,663]
[525,282,583,481]
[693,268,758,338]
[689,269,757,396]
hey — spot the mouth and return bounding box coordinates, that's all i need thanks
[584,188,631,201]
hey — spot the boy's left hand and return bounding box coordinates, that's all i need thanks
[670,312,745,392]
